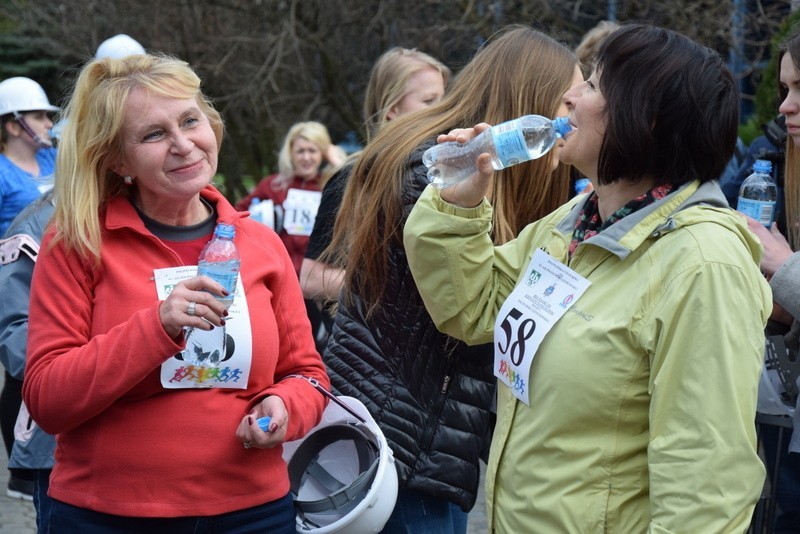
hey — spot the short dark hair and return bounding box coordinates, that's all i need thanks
[594,23,738,187]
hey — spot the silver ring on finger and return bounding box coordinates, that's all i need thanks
[243,441,253,449]
[187,301,197,317]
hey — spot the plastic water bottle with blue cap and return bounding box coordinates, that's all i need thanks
[248,198,263,224]
[737,159,777,227]
[198,223,240,310]
[423,115,573,188]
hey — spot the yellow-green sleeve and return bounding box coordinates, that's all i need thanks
[644,261,769,532]
[403,185,535,345]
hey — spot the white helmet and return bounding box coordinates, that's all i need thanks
[95,34,146,60]
[283,395,398,533]
[0,77,59,117]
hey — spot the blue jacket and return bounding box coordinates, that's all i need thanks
[0,192,56,470]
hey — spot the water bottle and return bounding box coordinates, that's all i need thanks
[248,198,263,224]
[423,115,572,188]
[737,159,777,227]
[197,223,240,310]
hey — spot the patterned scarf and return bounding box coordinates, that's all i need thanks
[568,184,675,257]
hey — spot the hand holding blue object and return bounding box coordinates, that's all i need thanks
[257,416,271,432]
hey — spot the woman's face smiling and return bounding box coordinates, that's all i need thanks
[115,87,218,220]
[558,69,608,181]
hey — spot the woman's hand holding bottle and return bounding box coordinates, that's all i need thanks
[436,123,494,208]
[158,277,228,339]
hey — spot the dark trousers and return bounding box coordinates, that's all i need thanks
[380,488,467,534]
[762,424,800,533]
[1,371,33,482]
[34,468,53,533]
[48,492,296,533]
[0,372,22,458]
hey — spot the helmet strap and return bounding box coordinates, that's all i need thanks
[284,374,369,424]
[13,112,52,149]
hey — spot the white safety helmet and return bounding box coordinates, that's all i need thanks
[0,77,59,117]
[95,34,146,60]
[283,395,398,533]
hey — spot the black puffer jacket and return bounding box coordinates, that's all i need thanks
[323,140,496,512]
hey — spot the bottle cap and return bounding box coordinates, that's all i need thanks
[753,159,772,175]
[214,223,235,239]
[574,178,591,195]
[552,116,572,138]
[257,416,272,432]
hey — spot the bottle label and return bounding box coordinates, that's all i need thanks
[198,260,240,301]
[737,198,775,226]
[492,119,529,168]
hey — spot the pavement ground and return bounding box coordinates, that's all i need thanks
[0,451,36,533]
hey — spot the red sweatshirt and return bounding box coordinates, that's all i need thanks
[24,186,329,517]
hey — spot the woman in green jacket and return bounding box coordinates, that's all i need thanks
[404,23,771,532]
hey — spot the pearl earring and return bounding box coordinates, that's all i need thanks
[123,176,133,185]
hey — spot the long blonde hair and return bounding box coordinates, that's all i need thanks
[53,54,224,261]
[363,47,451,144]
[326,25,577,315]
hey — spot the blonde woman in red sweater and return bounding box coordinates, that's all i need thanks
[24,54,329,532]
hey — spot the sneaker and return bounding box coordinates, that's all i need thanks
[6,475,33,502]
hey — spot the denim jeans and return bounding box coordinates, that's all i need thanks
[380,487,468,534]
[33,469,53,533]
[762,425,800,533]
[47,492,295,534]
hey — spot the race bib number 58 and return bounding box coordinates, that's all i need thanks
[493,249,590,404]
